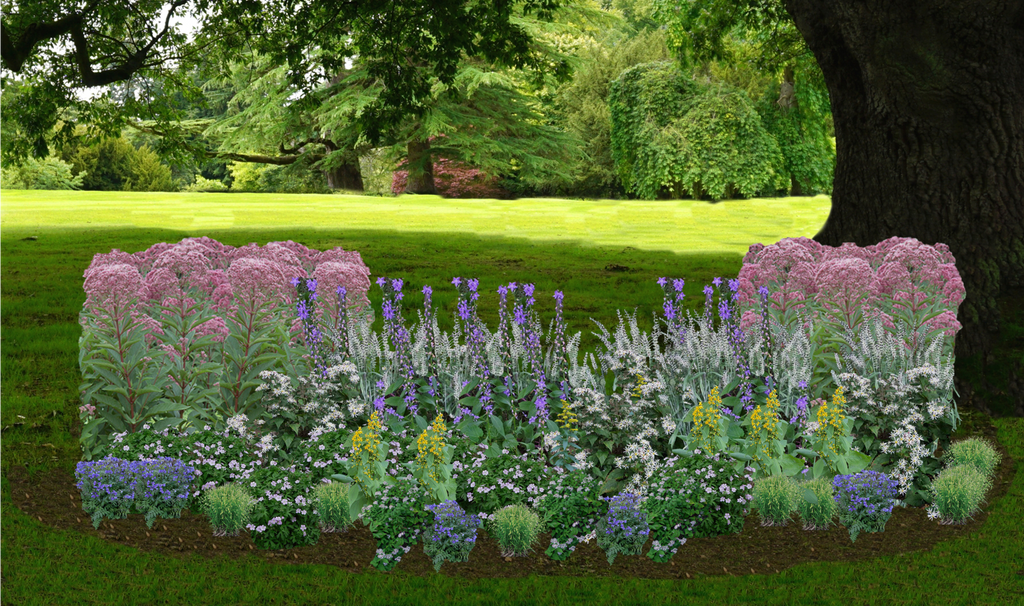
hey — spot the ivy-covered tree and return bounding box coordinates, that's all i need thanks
[609,60,787,200]
[655,0,834,196]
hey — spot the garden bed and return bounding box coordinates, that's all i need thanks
[9,410,1014,580]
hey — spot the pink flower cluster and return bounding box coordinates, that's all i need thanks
[392,157,510,199]
[81,237,372,335]
[735,236,965,341]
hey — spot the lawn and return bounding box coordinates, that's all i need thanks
[2,190,1022,606]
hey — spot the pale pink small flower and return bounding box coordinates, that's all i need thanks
[83,263,144,311]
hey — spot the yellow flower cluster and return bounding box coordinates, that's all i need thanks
[351,411,383,485]
[556,399,578,432]
[750,390,782,467]
[691,386,723,453]
[415,413,448,485]
[631,374,647,398]
[815,387,848,467]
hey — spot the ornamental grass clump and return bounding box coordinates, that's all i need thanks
[942,437,1001,479]
[423,500,483,572]
[927,464,994,525]
[795,476,840,530]
[832,470,902,543]
[199,482,258,536]
[310,481,357,533]
[752,474,800,527]
[489,503,543,557]
[596,492,650,565]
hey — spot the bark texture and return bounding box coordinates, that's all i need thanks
[785,0,1024,417]
[325,161,364,190]
[405,139,437,194]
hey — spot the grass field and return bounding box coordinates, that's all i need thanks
[2,190,1022,606]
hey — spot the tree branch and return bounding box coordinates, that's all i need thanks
[1,0,102,72]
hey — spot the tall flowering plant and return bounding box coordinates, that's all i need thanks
[77,237,371,461]
[732,237,964,506]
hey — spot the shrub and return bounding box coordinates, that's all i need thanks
[71,137,174,191]
[199,482,258,535]
[609,61,787,200]
[422,500,483,571]
[310,481,357,532]
[228,161,329,193]
[391,157,509,198]
[186,176,229,192]
[1,155,84,189]
[596,492,650,565]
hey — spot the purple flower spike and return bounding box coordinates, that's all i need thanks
[524,284,535,297]
[673,278,685,293]
[758,285,769,298]
[468,278,479,292]
[422,285,433,296]
[728,278,740,293]
[337,285,347,296]
[704,285,713,297]
[391,278,403,292]
[306,278,318,292]
[553,290,564,302]
[497,285,508,296]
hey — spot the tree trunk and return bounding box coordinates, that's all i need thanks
[785,0,1024,418]
[405,139,436,194]
[325,160,364,190]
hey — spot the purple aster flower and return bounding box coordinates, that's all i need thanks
[290,276,301,287]
[657,277,668,287]
[452,277,462,287]
[376,277,386,287]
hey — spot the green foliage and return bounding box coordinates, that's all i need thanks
[551,28,671,196]
[69,136,175,191]
[227,161,329,194]
[609,61,786,200]
[125,145,176,191]
[185,176,229,192]
[754,67,835,195]
[752,474,800,526]
[0,155,84,190]
[488,503,544,556]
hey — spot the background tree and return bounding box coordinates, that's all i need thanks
[782,0,1024,417]
[609,60,788,200]
[1,0,570,163]
[660,0,1023,417]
